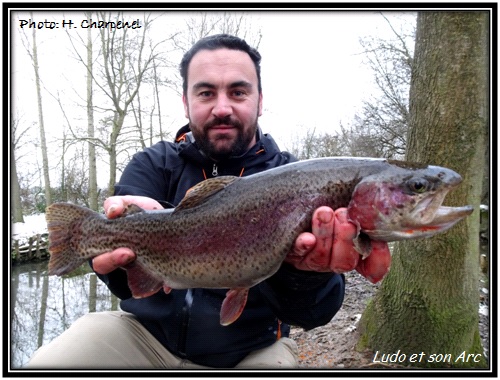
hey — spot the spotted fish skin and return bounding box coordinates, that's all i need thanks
[45,157,473,325]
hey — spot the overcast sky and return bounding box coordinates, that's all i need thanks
[10,9,416,186]
[257,11,415,145]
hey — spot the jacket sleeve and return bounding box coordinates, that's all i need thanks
[113,141,174,202]
[258,263,345,330]
[91,260,133,300]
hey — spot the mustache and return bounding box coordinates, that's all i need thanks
[204,116,242,129]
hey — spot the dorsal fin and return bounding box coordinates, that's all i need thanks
[174,176,239,212]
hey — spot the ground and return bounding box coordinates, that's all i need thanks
[289,271,490,369]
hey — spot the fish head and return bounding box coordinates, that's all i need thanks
[347,162,474,241]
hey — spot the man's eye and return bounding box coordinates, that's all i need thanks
[199,91,213,97]
[232,90,245,97]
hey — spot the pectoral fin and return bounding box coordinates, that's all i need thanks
[353,232,373,260]
[125,261,164,298]
[220,288,249,326]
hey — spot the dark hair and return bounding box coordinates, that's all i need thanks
[180,34,262,95]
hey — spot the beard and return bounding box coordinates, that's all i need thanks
[190,115,258,161]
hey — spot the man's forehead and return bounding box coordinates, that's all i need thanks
[188,48,257,77]
[186,49,258,94]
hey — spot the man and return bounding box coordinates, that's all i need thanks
[27,34,390,369]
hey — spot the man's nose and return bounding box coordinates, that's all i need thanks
[212,94,232,118]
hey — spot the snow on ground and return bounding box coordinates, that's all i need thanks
[11,214,48,246]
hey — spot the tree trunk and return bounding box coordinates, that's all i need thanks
[11,142,24,223]
[107,111,125,196]
[31,21,52,207]
[152,56,164,142]
[37,271,50,348]
[357,11,488,368]
[86,19,98,211]
[60,132,67,202]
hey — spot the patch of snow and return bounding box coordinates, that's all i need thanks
[11,214,47,246]
[345,313,362,333]
[479,304,488,317]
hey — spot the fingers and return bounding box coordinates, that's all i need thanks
[286,207,335,272]
[104,195,163,219]
[355,241,391,283]
[104,197,127,219]
[290,207,336,256]
[290,232,317,257]
[310,207,335,256]
[302,207,335,271]
[287,206,391,283]
[330,208,360,272]
[92,248,136,275]
[285,232,316,269]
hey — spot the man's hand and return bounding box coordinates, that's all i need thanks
[92,196,163,275]
[286,207,391,283]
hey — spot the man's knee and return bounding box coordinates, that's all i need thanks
[26,312,133,368]
[236,338,299,368]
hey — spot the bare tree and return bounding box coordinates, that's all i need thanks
[63,146,91,206]
[19,14,52,208]
[288,15,415,160]
[288,127,347,160]
[177,12,262,49]
[11,114,31,222]
[150,55,166,143]
[85,12,98,210]
[46,13,100,209]
[338,120,394,158]
[11,136,24,223]
[91,12,163,194]
[342,13,416,159]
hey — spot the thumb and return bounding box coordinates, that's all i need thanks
[92,248,136,274]
[289,232,317,258]
[104,197,126,219]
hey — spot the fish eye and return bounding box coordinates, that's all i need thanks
[407,178,429,193]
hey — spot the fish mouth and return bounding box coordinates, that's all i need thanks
[408,184,473,228]
[429,205,475,227]
[367,188,474,241]
[402,204,474,237]
[394,189,474,240]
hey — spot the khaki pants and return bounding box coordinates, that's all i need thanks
[26,311,298,369]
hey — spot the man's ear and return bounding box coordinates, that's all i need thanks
[258,92,263,116]
[182,94,189,118]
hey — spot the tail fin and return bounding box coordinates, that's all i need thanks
[46,203,97,276]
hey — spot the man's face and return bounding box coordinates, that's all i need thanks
[182,48,263,161]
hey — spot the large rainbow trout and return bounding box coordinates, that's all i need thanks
[46,158,473,325]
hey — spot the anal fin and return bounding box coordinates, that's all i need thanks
[220,288,249,326]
